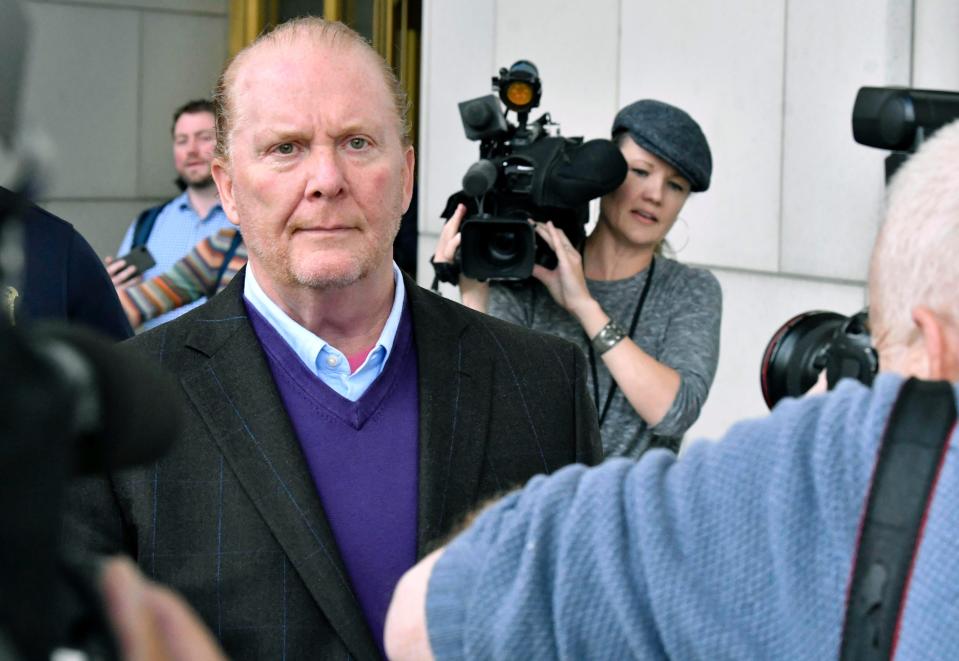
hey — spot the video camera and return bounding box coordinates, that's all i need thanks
[436,60,627,282]
[760,85,959,408]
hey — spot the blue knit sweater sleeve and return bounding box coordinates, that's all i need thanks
[426,375,910,659]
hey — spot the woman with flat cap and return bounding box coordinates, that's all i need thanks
[435,99,722,458]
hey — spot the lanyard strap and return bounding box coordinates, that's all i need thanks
[585,257,655,427]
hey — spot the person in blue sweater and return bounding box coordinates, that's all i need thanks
[384,119,959,660]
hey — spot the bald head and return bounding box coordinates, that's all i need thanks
[212,17,410,162]
[869,119,959,365]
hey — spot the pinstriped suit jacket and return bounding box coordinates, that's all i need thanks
[64,268,601,660]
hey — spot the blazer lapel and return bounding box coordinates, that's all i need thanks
[177,272,380,661]
[407,279,493,554]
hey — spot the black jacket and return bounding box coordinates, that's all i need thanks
[64,268,601,660]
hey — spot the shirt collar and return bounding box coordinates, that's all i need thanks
[174,190,191,211]
[243,263,406,374]
[175,189,224,220]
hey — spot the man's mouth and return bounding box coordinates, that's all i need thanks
[294,225,356,235]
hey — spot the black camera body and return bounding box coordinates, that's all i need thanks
[852,86,959,181]
[441,60,627,282]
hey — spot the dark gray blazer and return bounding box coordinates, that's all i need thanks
[64,269,601,660]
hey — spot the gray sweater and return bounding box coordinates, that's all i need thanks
[487,256,721,457]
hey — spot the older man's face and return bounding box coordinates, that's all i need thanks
[214,39,414,293]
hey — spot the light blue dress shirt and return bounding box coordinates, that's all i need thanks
[117,190,233,331]
[243,262,406,402]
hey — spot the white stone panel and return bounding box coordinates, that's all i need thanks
[780,0,911,281]
[418,0,496,260]
[494,0,619,142]
[619,0,786,273]
[41,197,166,258]
[913,0,959,89]
[20,3,140,198]
[685,268,866,445]
[140,11,228,198]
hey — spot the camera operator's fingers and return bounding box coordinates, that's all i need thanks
[446,233,462,259]
[531,263,558,286]
[432,232,460,264]
[530,220,557,252]
[545,222,583,272]
[435,204,466,263]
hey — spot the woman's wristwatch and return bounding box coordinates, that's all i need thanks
[591,319,627,355]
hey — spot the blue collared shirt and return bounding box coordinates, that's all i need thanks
[117,190,233,331]
[243,263,406,402]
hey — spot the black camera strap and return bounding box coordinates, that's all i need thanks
[585,256,655,427]
[839,377,956,660]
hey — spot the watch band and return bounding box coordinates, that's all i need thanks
[590,319,627,356]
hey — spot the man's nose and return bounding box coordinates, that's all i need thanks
[306,148,346,199]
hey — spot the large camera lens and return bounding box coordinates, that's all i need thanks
[760,309,878,409]
[460,217,535,280]
[487,230,523,264]
[760,311,846,409]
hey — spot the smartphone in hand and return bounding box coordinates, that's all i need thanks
[117,245,157,276]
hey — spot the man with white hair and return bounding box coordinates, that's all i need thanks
[384,120,959,659]
[65,17,600,661]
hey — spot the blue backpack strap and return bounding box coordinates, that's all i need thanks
[208,230,243,298]
[840,378,957,660]
[131,199,172,248]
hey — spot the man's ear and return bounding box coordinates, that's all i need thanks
[912,305,959,381]
[401,145,415,214]
[211,158,240,227]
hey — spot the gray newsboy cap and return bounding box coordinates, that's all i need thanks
[611,99,712,192]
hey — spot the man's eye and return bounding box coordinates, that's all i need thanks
[275,143,296,155]
[348,137,369,150]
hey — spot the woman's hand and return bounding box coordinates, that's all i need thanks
[531,221,599,322]
[433,204,465,265]
[433,203,489,312]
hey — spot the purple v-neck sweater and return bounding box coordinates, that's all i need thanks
[246,300,420,653]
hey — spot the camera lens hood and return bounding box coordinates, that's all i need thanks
[760,311,847,409]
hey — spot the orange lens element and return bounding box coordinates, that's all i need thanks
[506,82,534,108]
